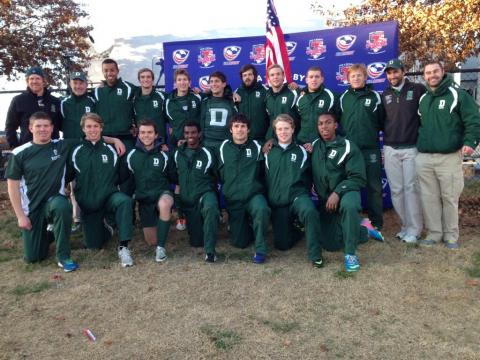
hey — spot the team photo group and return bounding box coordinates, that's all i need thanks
[5,56,480,273]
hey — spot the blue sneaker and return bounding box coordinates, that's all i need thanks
[445,240,459,250]
[419,239,436,247]
[57,259,79,272]
[344,254,360,272]
[252,253,266,264]
[361,218,384,242]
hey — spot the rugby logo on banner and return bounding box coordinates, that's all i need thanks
[223,46,242,65]
[367,62,386,84]
[366,31,388,54]
[198,47,216,68]
[198,76,210,91]
[336,63,353,86]
[336,35,356,56]
[250,44,266,65]
[306,38,327,60]
[286,41,297,60]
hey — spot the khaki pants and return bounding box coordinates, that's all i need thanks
[384,146,423,237]
[415,151,464,242]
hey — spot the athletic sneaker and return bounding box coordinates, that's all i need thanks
[46,223,54,232]
[118,246,133,267]
[344,254,360,272]
[205,253,217,263]
[57,259,79,272]
[155,246,167,262]
[312,257,324,268]
[395,231,406,240]
[71,222,81,233]
[445,240,459,250]
[175,218,186,231]
[402,234,418,244]
[252,253,266,264]
[361,218,384,242]
[419,239,436,247]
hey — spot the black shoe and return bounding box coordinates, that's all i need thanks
[312,257,324,268]
[205,253,217,263]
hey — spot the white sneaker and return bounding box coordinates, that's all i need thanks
[395,231,406,240]
[118,246,133,267]
[175,219,186,231]
[402,234,418,244]
[155,246,167,262]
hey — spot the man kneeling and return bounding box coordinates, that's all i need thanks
[126,120,174,262]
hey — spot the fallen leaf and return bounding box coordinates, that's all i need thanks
[283,339,291,347]
[368,308,380,316]
[104,340,113,346]
[466,279,480,287]
[320,345,329,352]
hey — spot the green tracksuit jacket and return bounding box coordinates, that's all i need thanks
[200,92,237,148]
[417,75,480,153]
[69,139,120,212]
[265,84,299,139]
[338,85,384,150]
[234,81,269,140]
[164,90,202,147]
[60,93,96,139]
[296,85,337,144]
[94,78,136,136]
[217,139,264,203]
[134,88,167,142]
[126,140,172,203]
[311,135,366,200]
[264,142,310,207]
[173,143,216,206]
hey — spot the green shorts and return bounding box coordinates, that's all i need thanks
[138,191,173,227]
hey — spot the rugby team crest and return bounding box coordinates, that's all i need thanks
[366,31,388,54]
[197,47,216,68]
[306,38,327,60]
[336,63,353,86]
[336,35,356,56]
[250,44,266,65]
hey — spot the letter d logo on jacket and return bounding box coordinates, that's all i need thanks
[153,158,160,166]
[291,154,297,162]
[196,160,203,169]
[102,154,108,163]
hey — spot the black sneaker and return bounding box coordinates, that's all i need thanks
[205,253,217,263]
[312,257,324,268]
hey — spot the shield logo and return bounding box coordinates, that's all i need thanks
[366,31,388,53]
[197,47,216,68]
[223,46,242,61]
[198,76,210,92]
[249,44,266,65]
[306,39,327,60]
[286,41,297,56]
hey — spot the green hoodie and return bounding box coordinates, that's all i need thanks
[164,90,202,146]
[311,135,366,200]
[234,81,269,140]
[264,142,310,207]
[60,93,96,139]
[94,78,136,136]
[70,139,120,212]
[265,84,299,139]
[296,85,337,144]
[126,140,172,203]
[217,139,264,203]
[200,88,237,148]
[417,75,480,153]
[173,143,216,206]
[134,88,167,142]
[338,85,384,150]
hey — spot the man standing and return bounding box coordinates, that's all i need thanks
[5,67,62,148]
[70,113,134,267]
[126,120,174,262]
[6,112,78,271]
[265,114,323,267]
[416,61,480,249]
[233,65,269,141]
[382,59,425,243]
[264,65,299,140]
[174,122,220,262]
[134,68,167,145]
[200,71,237,149]
[296,66,337,151]
[217,114,270,264]
[311,113,368,272]
[339,64,385,233]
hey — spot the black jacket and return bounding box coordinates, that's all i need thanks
[5,88,62,148]
[381,79,425,147]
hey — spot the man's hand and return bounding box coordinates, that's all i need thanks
[177,139,186,147]
[325,192,340,213]
[18,215,32,230]
[233,93,242,103]
[288,82,299,90]
[192,87,202,94]
[303,143,313,153]
[113,139,126,156]
[161,144,169,152]
[262,139,274,154]
[462,145,475,156]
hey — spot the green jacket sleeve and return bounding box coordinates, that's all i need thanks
[459,91,480,149]
[333,142,366,197]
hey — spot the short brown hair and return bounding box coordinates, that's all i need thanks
[80,112,104,129]
[239,64,258,80]
[272,113,295,130]
[307,66,324,77]
[174,68,190,81]
[138,119,158,134]
[267,64,284,76]
[138,68,154,81]
[423,61,444,73]
[29,111,52,125]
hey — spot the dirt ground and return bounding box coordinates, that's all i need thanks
[0,183,479,359]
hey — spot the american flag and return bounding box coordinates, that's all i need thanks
[265,0,292,83]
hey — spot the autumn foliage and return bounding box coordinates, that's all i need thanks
[0,0,92,83]
[311,0,480,70]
